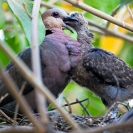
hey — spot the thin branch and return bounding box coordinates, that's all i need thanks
[13,82,27,124]
[0,41,80,130]
[41,1,70,12]
[106,5,120,28]
[0,110,18,125]
[64,0,133,32]
[88,19,133,43]
[40,2,133,43]
[41,1,55,8]
[0,126,35,133]
[76,99,90,116]
[84,121,133,133]
[126,4,133,21]
[0,65,43,132]
[49,0,59,4]
[101,102,118,123]
[0,93,9,104]
[63,96,72,114]
[31,0,48,127]
[51,98,89,110]
[22,0,32,19]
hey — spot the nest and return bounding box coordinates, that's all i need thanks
[0,98,133,133]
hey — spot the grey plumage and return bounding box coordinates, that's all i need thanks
[64,13,133,107]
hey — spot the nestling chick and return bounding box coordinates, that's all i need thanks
[64,12,133,107]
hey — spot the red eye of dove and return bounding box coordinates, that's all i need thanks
[52,12,60,18]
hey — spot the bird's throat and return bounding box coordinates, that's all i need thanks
[77,30,93,56]
[45,30,53,36]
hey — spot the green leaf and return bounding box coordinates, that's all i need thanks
[120,0,133,7]
[7,0,45,45]
[84,0,120,15]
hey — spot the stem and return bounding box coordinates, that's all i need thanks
[31,0,48,126]
[64,0,133,32]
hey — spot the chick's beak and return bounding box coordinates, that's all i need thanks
[63,16,78,33]
[63,16,78,22]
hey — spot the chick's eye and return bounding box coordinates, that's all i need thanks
[52,12,59,18]
[71,14,75,17]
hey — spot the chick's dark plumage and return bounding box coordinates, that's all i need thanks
[0,8,81,117]
[64,13,133,107]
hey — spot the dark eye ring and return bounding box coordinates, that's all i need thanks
[52,12,59,18]
[71,14,75,17]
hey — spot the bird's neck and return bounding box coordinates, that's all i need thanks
[45,30,53,35]
[76,26,93,56]
[45,28,63,36]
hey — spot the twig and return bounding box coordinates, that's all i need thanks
[84,121,133,133]
[41,1,71,13]
[106,5,120,28]
[19,116,27,125]
[22,0,32,19]
[126,4,133,21]
[113,6,127,32]
[31,0,48,127]
[0,41,80,131]
[63,96,72,114]
[49,0,59,4]
[76,99,90,116]
[64,0,133,32]
[87,19,133,43]
[0,66,43,132]
[0,126,35,133]
[51,98,89,110]
[0,93,9,104]
[41,1,55,8]
[13,82,27,124]
[40,2,133,43]
[0,107,24,118]
[0,110,18,125]
[101,102,121,123]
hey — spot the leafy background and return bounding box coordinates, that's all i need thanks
[0,0,133,116]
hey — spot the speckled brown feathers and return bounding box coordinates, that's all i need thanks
[64,13,133,107]
[83,48,133,88]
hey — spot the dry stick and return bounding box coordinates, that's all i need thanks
[40,2,133,43]
[0,110,18,125]
[13,82,27,124]
[76,99,90,116]
[126,5,133,21]
[0,66,43,133]
[0,126,35,133]
[0,93,8,104]
[49,0,59,4]
[63,96,72,114]
[31,0,48,127]
[84,121,133,133]
[64,0,133,32]
[88,19,133,43]
[0,41,80,131]
[101,102,118,123]
[51,98,89,110]
[106,5,120,28]
[41,1,70,13]
[89,26,105,34]
[41,1,55,8]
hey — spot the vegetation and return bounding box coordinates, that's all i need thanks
[0,0,133,132]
